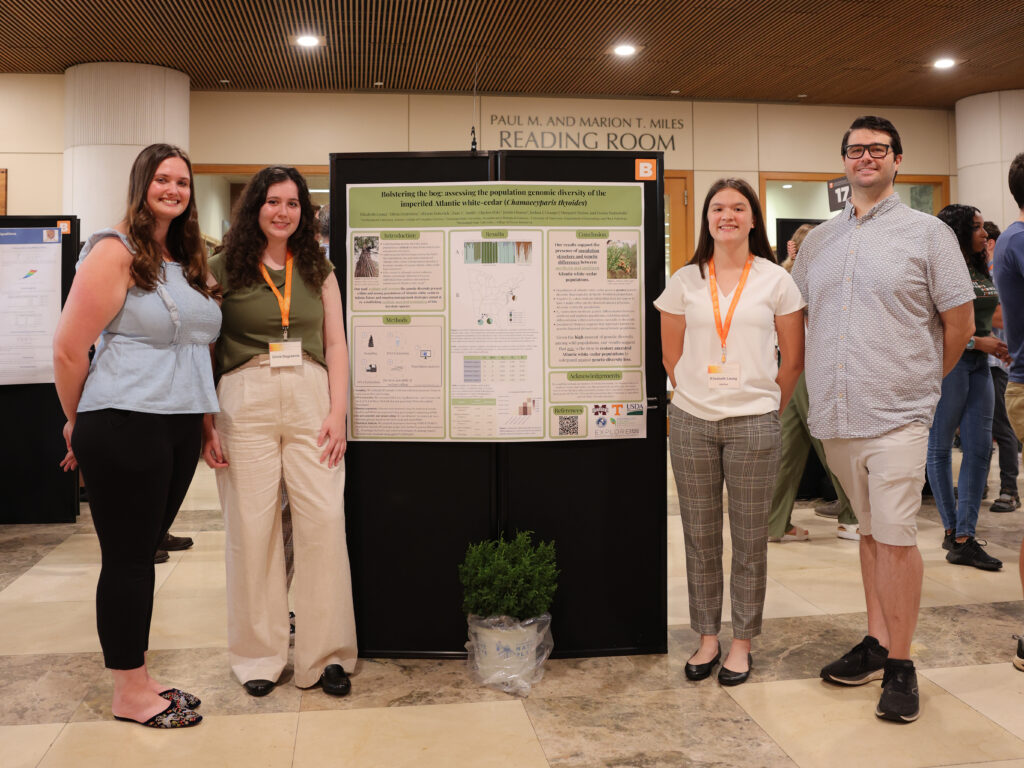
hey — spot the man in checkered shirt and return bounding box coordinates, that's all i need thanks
[792,116,974,723]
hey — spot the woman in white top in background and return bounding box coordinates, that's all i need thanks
[655,178,804,686]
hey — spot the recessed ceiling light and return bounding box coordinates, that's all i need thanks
[219,79,230,85]
[797,94,808,99]
[373,81,384,87]
[670,89,680,94]
[934,58,955,69]
[613,44,636,57]
[292,34,323,48]
[782,184,793,189]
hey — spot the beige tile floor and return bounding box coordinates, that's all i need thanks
[1,453,1023,768]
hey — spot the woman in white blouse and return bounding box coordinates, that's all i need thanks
[655,178,805,686]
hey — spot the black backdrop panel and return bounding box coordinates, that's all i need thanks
[331,152,666,657]
[498,152,667,656]
[331,153,497,656]
[0,216,80,524]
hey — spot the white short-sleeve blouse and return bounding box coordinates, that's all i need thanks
[654,257,805,421]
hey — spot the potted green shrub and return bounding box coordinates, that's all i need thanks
[458,530,558,695]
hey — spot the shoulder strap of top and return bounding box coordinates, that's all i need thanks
[77,228,136,267]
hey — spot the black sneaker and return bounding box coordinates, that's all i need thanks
[1014,635,1024,672]
[990,493,1021,513]
[946,537,1002,571]
[876,659,920,723]
[820,635,888,685]
[942,531,954,551]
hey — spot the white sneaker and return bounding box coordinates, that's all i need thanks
[837,524,861,541]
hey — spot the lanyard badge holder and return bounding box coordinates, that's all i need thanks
[706,255,752,389]
[261,254,303,367]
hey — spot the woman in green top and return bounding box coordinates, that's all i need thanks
[927,204,1012,570]
[202,166,357,698]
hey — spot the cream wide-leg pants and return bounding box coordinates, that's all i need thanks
[215,357,358,688]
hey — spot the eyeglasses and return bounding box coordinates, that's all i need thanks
[843,143,892,159]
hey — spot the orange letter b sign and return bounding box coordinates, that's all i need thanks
[635,159,656,180]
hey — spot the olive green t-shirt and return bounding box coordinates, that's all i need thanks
[208,254,331,376]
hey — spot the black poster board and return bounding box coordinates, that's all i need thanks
[332,154,498,656]
[331,152,666,657]
[0,216,80,523]
[498,151,667,656]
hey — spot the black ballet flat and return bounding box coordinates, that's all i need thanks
[718,654,753,686]
[685,643,721,681]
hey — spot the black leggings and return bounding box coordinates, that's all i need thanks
[72,409,202,670]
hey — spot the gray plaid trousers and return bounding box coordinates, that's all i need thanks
[669,404,780,638]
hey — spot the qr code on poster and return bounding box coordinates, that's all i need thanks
[557,415,579,436]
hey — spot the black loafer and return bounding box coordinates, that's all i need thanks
[320,664,351,697]
[243,679,275,697]
[718,654,753,686]
[154,550,169,564]
[684,643,721,681]
[162,533,194,551]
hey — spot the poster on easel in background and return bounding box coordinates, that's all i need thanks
[345,181,646,443]
[0,222,68,385]
[0,215,80,523]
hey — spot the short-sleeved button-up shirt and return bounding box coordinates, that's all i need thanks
[792,193,973,440]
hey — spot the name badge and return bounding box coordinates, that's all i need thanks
[268,339,303,368]
[707,362,740,389]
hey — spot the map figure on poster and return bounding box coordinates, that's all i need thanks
[468,271,524,326]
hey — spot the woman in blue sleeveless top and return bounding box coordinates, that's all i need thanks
[53,144,220,728]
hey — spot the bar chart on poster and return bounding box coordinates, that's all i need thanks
[345,181,647,442]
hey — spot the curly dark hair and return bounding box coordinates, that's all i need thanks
[690,178,776,278]
[938,203,988,277]
[124,144,213,298]
[218,166,330,292]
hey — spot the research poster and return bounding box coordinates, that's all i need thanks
[0,227,63,385]
[346,181,646,442]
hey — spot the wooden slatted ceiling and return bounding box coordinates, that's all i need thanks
[0,0,1021,108]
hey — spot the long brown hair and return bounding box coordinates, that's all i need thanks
[217,166,330,292]
[125,143,212,297]
[690,178,776,278]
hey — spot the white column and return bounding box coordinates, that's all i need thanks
[955,89,1024,228]
[63,63,190,238]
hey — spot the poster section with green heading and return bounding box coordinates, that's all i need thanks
[346,182,646,441]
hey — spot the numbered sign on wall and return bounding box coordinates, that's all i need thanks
[827,176,851,212]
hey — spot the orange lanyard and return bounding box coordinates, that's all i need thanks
[708,255,753,363]
[259,253,293,339]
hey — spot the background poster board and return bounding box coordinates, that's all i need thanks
[0,215,80,523]
[345,181,647,442]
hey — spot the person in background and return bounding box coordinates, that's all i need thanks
[202,166,357,698]
[984,220,1021,514]
[317,202,331,260]
[927,205,1009,570]
[656,178,804,687]
[768,223,860,543]
[53,144,219,728]
[793,116,975,723]
[991,152,1024,671]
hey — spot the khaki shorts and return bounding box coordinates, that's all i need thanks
[1007,381,1024,443]
[822,422,929,547]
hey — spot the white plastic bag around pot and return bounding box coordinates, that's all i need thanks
[465,613,553,697]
